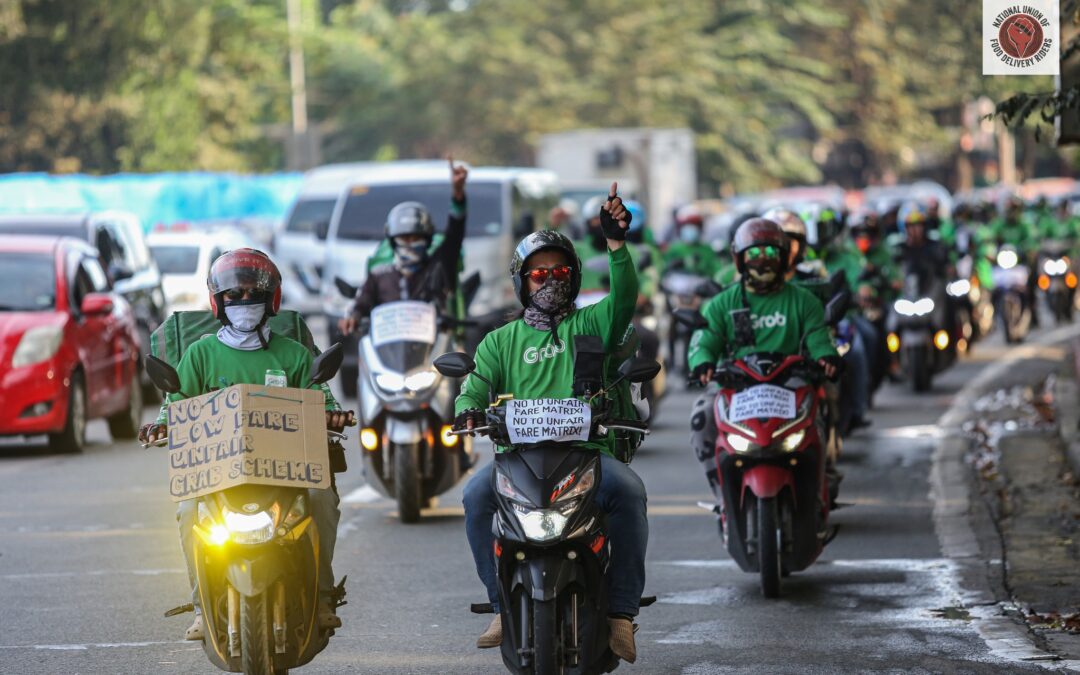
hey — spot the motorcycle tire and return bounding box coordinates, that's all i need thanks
[531,598,562,675]
[394,442,423,524]
[758,497,782,599]
[910,347,932,393]
[240,592,286,675]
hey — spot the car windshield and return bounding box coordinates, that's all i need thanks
[336,182,503,240]
[0,254,56,311]
[150,244,201,274]
[285,198,336,233]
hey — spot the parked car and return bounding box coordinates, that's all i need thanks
[317,162,560,394]
[0,213,166,378]
[0,236,143,453]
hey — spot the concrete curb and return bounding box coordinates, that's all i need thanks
[931,322,1080,670]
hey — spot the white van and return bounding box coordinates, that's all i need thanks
[317,162,560,390]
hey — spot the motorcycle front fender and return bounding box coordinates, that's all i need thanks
[742,464,794,500]
[225,548,287,597]
[386,416,425,445]
[513,555,585,603]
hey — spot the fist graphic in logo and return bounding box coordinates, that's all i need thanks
[1000,14,1043,59]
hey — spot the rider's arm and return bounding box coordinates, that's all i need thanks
[687,294,729,371]
[455,331,501,414]
[800,291,839,361]
[430,195,466,283]
[349,271,380,320]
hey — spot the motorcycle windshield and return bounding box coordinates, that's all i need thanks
[369,301,438,372]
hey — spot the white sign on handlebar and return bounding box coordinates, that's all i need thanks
[506,398,592,445]
[728,384,797,422]
[370,301,437,347]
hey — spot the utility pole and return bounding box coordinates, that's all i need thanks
[286,0,311,170]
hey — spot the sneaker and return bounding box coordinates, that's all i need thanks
[608,616,637,663]
[184,614,204,641]
[477,615,502,648]
[318,601,342,630]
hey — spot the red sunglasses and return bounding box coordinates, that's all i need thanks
[524,264,574,283]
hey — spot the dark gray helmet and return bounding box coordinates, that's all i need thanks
[385,201,435,243]
[509,230,582,307]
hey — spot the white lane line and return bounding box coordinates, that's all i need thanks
[2,568,184,580]
[653,558,952,571]
[0,641,189,651]
[341,484,384,504]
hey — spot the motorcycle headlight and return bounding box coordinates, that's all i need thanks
[726,432,753,453]
[404,370,438,392]
[496,468,532,505]
[1044,258,1069,276]
[515,508,569,542]
[946,279,971,297]
[894,298,934,317]
[551,465,596,504]
[782,429,806,452]
[997,250,1019,269]
[375,372,406,393]
[11,325,63,368]
[223,509,276,545]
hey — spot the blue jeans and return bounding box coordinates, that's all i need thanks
[178,487,340,610]
[463,455,648,617]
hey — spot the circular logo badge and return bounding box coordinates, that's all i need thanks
[998,13,1044,59]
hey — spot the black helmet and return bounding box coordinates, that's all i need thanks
[385,201,435,244]
[509,230,582,307]
[731,218,789,274]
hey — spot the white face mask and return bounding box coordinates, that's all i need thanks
[679,224,701,243]
[224,304,266,332]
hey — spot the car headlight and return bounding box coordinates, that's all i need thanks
[782,429,806,452]
[515,508,569,542]
[997,250,1019,269]
[496,468,532,504]
[11,325,63,368]
[726,432,752,453]
[223,509,276,545]
[404,370,438,391]
[946,279,971,297]
[552,465,596,504]
[375,372,406,392]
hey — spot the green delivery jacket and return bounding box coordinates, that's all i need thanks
[455,245,639,457]
[688,282,838,369]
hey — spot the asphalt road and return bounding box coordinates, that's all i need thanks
[0,329,1054,674]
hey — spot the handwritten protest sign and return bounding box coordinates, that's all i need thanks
[370,301,437,347]
[166,384,329,502]
[506,398,591,445]
[728,384,797,423]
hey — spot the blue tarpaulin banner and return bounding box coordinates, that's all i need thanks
[0,172,303,231]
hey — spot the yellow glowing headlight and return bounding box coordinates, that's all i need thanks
[934,330,949,351]
[440,424,459,447]
[360,428,379,451]
[209,524,230,546]
[886,333,901,353]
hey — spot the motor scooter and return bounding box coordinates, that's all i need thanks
[885,266,958,392]
[991,244,1032,343]
[434,351,659,675]
[1036,241,1077,325]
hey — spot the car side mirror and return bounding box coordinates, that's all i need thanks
[314,220,330,241]
[80,293,114,316]
[310,342,344,385]
[618,357,662,384]
[433,352,476,378]
[824,290,851,326]
[145,355,182,394]
[334,276,358,299]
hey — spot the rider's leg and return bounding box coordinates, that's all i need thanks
[177,499,203,639]
[462,463,499,612]
[689,388,721,501]
[595,455,648,619]
[309,487,340,601]
[848,332,871,425]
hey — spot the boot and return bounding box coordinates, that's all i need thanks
[184,614,204,641]
[608,616,637,664]
[477,615,502,648]
[318,600,342,630]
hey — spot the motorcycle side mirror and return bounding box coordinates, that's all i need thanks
[146,355,182,395]
[334,276,358,299]
[433,352,476,378]
[310,343,344,385]
[618,357,662,384]
[673,308,709,330]
[824,290,851,326]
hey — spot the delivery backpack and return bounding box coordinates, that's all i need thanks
[149,310,347,474]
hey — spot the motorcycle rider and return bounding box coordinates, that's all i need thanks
[458,184,648,663]
[338,158,468,333]
[687,218,841,514]
[664,205,723,279]
[139,248,355,640]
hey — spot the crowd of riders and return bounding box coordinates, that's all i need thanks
[139,164,1080,671]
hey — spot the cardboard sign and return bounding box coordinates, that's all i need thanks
[166,384,329,502]
[728,384,797,423]
[370,301,436,347]
[506,398,591,445]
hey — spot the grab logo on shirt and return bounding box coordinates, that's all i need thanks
[524,341,566,364]
[752,312,787,330]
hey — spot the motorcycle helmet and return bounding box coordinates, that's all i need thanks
[732,218,789,274]
[847,207,879,254]
[509,230,582,307]
[581,195,606,225]
[897,201,928,235]
[385,201,435,246]
[623,199,646,243]
[207,248,282,322]
[802,204,844,250]
[761,207,807,265]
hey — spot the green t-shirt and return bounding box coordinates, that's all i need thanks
[157,333,336,424]
[455,245,638,456]
[688,282,837,369]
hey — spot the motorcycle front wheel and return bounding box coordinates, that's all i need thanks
[531,598,562,675]
[240,592,287,675]
[757,497,782,598]
[394,442,423,524]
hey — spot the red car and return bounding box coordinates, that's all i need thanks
[0,236,142,452]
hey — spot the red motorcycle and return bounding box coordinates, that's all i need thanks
[709,352,833,597]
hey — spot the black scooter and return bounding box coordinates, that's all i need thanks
[433,352,659,675]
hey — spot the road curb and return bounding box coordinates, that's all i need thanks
[931,322,1080,669]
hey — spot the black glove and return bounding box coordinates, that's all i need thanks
[453,408,484,431]
[819,355,846,379]
[691,362,714,383]
[599,199,630,241]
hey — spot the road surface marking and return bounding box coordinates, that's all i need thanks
[2,568,184,580]
[342,484,384,504]
[0,641,189,651]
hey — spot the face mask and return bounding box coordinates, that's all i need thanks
[679,225,701,243]
[224,304,266,332]
[744,258,783,294]
[530,278,573,314]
